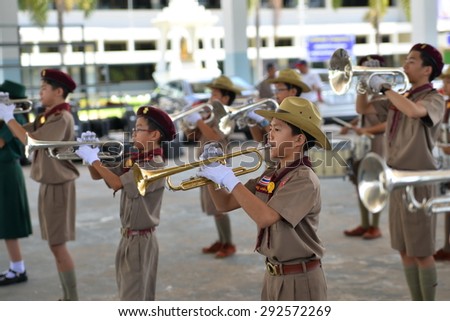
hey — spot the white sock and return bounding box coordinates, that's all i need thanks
[10,261,25,274]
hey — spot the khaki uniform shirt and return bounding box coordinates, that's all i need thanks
[110,155,165,300]
[24,110,79,183]
[372,86,444,256]
[372,88,444,170]
[245,165,324,263]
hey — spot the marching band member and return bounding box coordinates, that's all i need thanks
[184,75,241,259]
[0,81,32,286]
[342,55,387,240]
[364,43,444,300]
[434,66,450,261]
[198,97,330,301]
[0,69,80,300]
[75,106,176,300]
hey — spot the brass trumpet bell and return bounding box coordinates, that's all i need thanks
[358,153,450,213]
[329,48,409,95]
[133,147,265,195]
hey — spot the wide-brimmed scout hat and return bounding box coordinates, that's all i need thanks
[269,68,311,93]
[206,75,241,95]
[255,96,331,150]
[0,80,27,99]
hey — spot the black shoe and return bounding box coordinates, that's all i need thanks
[0,269,28,286]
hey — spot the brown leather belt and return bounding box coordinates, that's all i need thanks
[121,227,155,238]
[266,259,321,276]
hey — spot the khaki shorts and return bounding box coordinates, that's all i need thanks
[389,185,437,257]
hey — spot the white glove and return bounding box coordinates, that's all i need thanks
[185,111,202,126]
[0,92,9,103]
[246,109,266,124]
[368,75,389,94]
[0,102,15,123]
[75,140,100,165]
[356,77,369,95]
[199,142,224,161]
[80,131,98,143]
[197,163,240,192]
[362,59,380,68]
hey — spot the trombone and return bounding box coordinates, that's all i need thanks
[133,146,266,195]
[25,133,124,161]
[328,48,409,95]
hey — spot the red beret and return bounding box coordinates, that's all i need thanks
[358,55,385,67]
[41,69,76,92]
[410,43,444,79]
[136,105,176,141]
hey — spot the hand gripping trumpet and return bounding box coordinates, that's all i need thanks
[133,146,267,195]
[25,133,124,161]
[0,93,33,114]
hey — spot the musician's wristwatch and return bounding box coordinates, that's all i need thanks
[380,83,392,95]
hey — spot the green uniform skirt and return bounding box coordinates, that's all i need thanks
[0,161,32,239]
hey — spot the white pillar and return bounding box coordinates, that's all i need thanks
[410,0,438,46]
[0,1,21,82]
[221,0,252,83]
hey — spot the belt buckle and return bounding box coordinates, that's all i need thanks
[120,228,129,237]
[266,262,280,276]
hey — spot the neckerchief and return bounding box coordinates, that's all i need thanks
[123,147,164,173]
[255,156,312,251]
[388,83,434,143]
[35,103,71,129]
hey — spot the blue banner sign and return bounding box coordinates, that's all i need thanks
[307,35,355,62]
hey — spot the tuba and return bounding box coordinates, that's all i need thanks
[25,133,124,161]
[328,48,409,95]
[358,152,450,214]
[133,146,266,194]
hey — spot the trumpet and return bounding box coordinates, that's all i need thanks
[0,98,33,114]
[358,152,450,214]
[25,133,124,161]
[171,102,228,131]
[329,48,409,95]
[223,98,279,131]
[133,146,265,195]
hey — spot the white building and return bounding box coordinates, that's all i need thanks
[1,0,449,102]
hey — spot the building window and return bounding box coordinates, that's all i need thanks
[198,0,221,9]
[275,37,293,47]
[19,43,33,54]
[132,0,169,9]
[104,41,127,51]
[97,0,128,9]
[381,35,391,43]
[72,42,97,52]
[340,0,394,6]
[355,35,367,44]
[135,40,156,50]
[101,64,155,82]
[308,0,325,8]
[39,42,59,53]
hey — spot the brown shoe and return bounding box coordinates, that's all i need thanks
[434,248,450,261]
[362,227,382,240]
[344,226,368,237]
[215,243,236,258]
[202,241,223,254]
